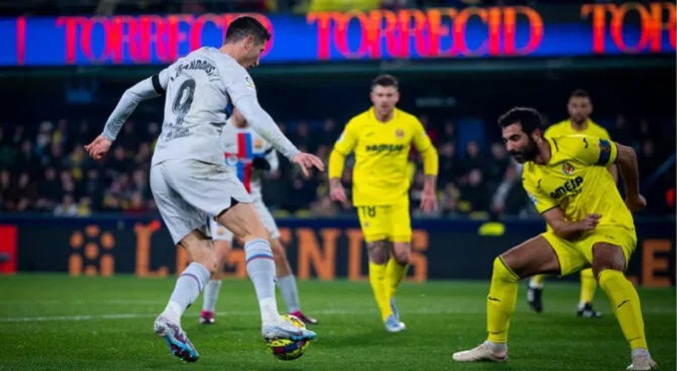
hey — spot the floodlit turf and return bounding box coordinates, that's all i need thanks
[0,274,674,371]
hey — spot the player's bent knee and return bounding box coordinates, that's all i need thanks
[392,248,410,265]
[189,244,219,274]
[492,256,520,282]
[367,241,389,264]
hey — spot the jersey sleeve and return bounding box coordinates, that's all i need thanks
[522,171,559,214]
[555,135,618,167]
[411,119,434,153]
[221,65,300,160]
[101,67,170,141]
[333,120,358,156]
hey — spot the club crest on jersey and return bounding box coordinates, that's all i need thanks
[254,138,264,149]
[224,153,239,166]
[561,162,575,175]
[244,76,255,89]
[395,129,405,138]
[216,227,226,235]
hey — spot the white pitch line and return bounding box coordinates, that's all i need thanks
[1,306,674,323]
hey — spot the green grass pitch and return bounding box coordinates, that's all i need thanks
[1,275,674,370]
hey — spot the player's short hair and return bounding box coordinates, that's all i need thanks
[570,89,590,100]
[225,16,271,45]
[371,74,399,90]
[497,107,543,134]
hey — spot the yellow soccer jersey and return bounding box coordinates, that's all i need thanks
[522,135,634,232]
[545,119,610,140]
[331,107,434,206]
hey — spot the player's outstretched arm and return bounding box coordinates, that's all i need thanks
[615,143,646,212]
[542,207,601,240]
[85,75,166,159]
[235,96,323,177]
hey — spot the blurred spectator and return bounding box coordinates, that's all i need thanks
[437,142,461,189]
[292,121,315,153]
[0,128,17,169]
[39,167,63,209]
[54,194,78,217]
[0,110,673,219]
[609,114,633,146]
[77,197,92,217]
[318,118,339,147]
[490,163,528,217]
[419,113,440,144]
[441,120,457,145]
[458,168,489,214]
[485,142,510,193]
[124,191,149,215]
[461,140,484,176]
[15,140,41,175]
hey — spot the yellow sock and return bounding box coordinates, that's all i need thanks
[579,268,597,305]
[529,274,546,288]
[487,257,520,344]
[385,257,408,299]
[598,269,648,349]
[369,262,392,321]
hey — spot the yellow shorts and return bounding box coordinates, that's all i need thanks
[356,200,411,243]
[542,227,637,276]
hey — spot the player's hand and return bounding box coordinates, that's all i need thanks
[292,153,324,178]
[419,188,438,213]
[576,213,602,231]
[84,135,112,160]
[625,194,646,213]
[329,182,347,204]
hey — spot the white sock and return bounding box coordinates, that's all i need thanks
[277,274,301,313]
[202,279,222,313]
[163,262,210,323]
[245,238,279,323]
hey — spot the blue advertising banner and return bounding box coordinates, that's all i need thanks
[2,215,674,286]
[0,2,674,66]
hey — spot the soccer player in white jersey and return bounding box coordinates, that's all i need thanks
[84,17,321,363]
[201,109,318,325]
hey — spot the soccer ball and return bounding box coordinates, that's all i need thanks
[267,314,311,361]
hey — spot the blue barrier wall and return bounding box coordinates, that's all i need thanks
[1,215,674,286]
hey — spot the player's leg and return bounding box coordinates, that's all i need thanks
[453,234,564,363]
[150,162,216,362]
[386,200,412,325]
[577,268,602,318]
[217,202,316,341]
[169,160,314,342]
[254,200,317,324]
[200,219,232,324]
[591,237,657,370]
[526,274,545,313]
[269,237,317,325]
[357,205,396,330]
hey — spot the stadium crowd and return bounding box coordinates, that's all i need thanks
[0,113,673,218]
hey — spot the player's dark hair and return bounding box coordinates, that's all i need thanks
[570,89,590,100]
[371,74,399,90]
[497,107,543,135]
[225,16,271,45]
